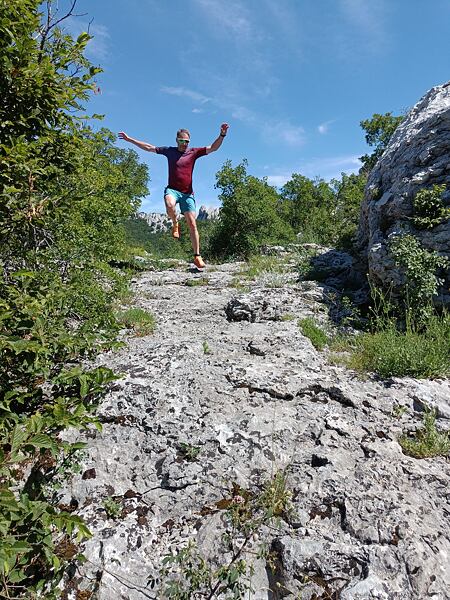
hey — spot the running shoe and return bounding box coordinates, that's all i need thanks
[171,223,180,239]
[193,255,205,269]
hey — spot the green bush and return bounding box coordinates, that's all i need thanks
[209,160,294,259]
[389,234,449,325]
[0,2,148,596]
[412,184,449,230]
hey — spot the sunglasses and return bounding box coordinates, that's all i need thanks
[177,138,190,144]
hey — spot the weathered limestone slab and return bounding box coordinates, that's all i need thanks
[61,260,450,599]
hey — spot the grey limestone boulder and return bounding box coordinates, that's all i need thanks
[357,81,450,305]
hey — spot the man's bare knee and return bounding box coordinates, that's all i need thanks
[165,195,176,210]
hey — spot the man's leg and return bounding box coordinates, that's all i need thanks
[164,193,179,239]
[184,211,200,255]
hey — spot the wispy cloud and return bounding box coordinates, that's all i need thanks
[337,0,389,55]
[161,85,306,149]
[266,155,362,187]
[317,119,336,135]
[263,121,306,147]
[160,86,211,105]
[193,0,260,42]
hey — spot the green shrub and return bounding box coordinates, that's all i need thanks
[159,471,293,598]
[210,160,295,259]
[298,318,328,350]
[399,410,450,458]
[412,184,450,230]
[0,3,148,595]
[389,234,449,325]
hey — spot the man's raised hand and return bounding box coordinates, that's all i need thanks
[118,131,129,141]
[220,123,229,136]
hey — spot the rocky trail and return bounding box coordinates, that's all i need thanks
[62,258,450,600]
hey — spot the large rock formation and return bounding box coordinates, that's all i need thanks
[357,81,450,304]
[137,211,172,233]
[138,205,219,233]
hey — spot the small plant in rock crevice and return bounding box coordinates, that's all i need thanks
[412,184,450,230]
[177,443,201,462]
[102,496,122,519]
[158,470,294,599]
[185,277,209,287]
[399,410,450,459]
[391,404,408,419]
[202,341,212,355]
[298,317,329,350]
[238,255,290,281]
[116,307,156,336]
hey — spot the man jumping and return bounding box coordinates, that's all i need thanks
[118,123,229,269]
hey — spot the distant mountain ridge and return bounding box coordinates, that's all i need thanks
[137,205,220,233]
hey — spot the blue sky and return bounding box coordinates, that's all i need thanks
[66,0,450,213]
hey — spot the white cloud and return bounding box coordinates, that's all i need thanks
[160,86,211,105]
[192,108,204,114]
[317,119,336,135]
[193,0,258,41]
[161,85,306,149]
[266,174,291,187]
[262,121,306,147]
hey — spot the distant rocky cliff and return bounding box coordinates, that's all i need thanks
[138,205,220,233]
[358,81,450,305]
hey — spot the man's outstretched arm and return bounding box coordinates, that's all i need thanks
[206,123,229,155]
[118,132,157,153]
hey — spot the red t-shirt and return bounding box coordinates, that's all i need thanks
[155,146,207,194]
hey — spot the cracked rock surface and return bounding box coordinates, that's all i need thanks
[61,260,450,599]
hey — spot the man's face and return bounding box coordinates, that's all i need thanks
[176,133,190,152]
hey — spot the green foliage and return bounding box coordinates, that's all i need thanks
[279,171,366,248]
[346,311,450,379]
[412,184,450,230]
[298,318,328,350]
[185,277,209,287]
[159,471,293,599]
[124,217,217,261]
[280,174,335,244]
[399,410,450,458]
[116,307,156,336]
[280,314,295,321]
[389,234,449,324]
[202,341,212,355]
[238,255,289,280]
[103,497,122,519]
[359,112,404,171]
[177,442,201,462]
[330,172,367,248]
[0,2,149,596]
[210,160,294,259]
